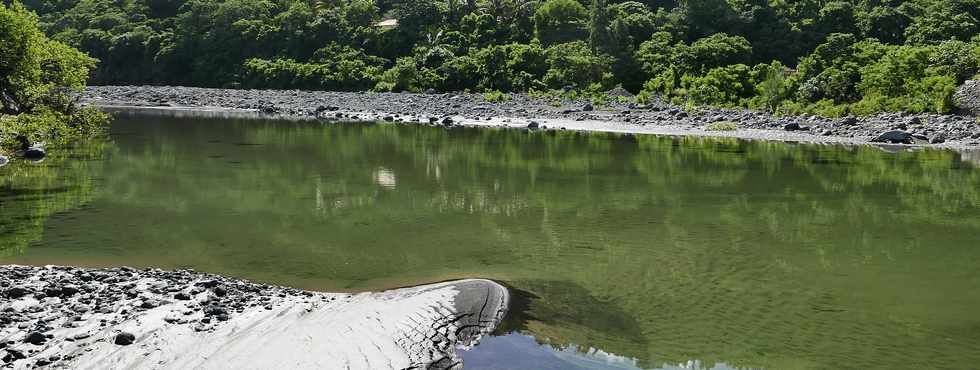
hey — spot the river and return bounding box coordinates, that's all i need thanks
[2,110,979,369]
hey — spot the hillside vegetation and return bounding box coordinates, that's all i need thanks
[23,0,980,116]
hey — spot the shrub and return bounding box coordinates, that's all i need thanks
[484,90,511,102]
[705,121,737,131]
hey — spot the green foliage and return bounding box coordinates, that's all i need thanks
[534,0,588,46]
[705,121,737,131]
[483,90,511,102]
[19,0,980,118]
[543,41,614,90]
[243,43,387,91]
[0,2,107,153]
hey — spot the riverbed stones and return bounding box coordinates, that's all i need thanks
[82,86,980,148]
[872,130,913,144]
[114,332,135,345]
[24,332,48,345]
[0,265,508,369]
[5,287,30,299]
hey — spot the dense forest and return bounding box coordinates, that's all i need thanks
[21,0,980,116]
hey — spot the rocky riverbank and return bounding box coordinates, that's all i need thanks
[0,265,508,369]
[84,85,980,150]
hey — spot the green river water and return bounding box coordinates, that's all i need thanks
[2,111,979,369]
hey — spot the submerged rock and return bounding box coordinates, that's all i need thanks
[24,147,46,160]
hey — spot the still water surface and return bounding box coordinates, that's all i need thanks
[2,111,980,369]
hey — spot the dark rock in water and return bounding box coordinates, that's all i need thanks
[908,117,921,126]
[784,122,802,131]
[259,106,278,114]
[582,103,594,112]
[872,130,913,144]
[5,287,30,299]
[383,115,394,121]
[24,147,46,160]
[930,134,947,144]
[527,121,540,129]
[114,332,135,345]
[174,292,191,300]
[841,116,859,126]
[441,117,454,126]
[213,286,227,297]
[24,332,47,345]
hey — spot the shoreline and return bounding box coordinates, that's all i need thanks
[84,86,980,152]
[0,265,508,369]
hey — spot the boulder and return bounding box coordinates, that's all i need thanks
[954,80,980,116]
[581,103,594,112]
[24,332,47,345]
[871,130,913,144]
[114,332,136,346]
[0,155,8,167]
[605,87,634,99]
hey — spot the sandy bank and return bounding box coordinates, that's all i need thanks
[0,265,507,369]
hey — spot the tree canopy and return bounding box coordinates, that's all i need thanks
[1,2,107,153]
[20,0,980,116]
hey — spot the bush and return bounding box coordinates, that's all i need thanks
[484,90,511,102]
[542,41,614,90]
[705,121,737,131]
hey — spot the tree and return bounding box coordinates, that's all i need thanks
[534,0,588,46]
[0,2,107,152]
[588,0,610,54]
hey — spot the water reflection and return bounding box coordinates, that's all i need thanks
[2,113,980,369]
[464,333,744,370]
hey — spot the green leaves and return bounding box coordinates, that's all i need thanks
[0,2,107,152]
[534,0,588,46]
